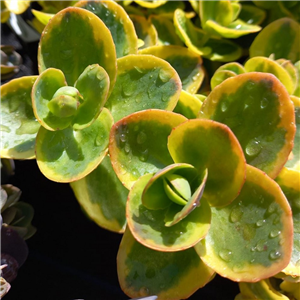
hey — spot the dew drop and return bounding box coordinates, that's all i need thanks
[230,206,243,223]
[256,219,266,227]
[139,149,149,162]
[267,202,278,214]
[137,131,147,144]
[120,133,127,143]
[250,246,257,252]
[132,168,140,177]
[219,249,232,262]
[245,138,261,157]
[246,81,255,90]
[269,250,281,260]
[221,100,229,112]
[159,68,171,83]
[260,97,268,109]
[270,230,281,238]
[256,240,267,252]
[124,142,130,154]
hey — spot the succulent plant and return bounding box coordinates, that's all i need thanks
[0,1,299,299]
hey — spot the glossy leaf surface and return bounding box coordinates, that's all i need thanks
[134,0,167,9]
[38,7,117,93]
[168,119,246,207]
[250,18,300,63]
[200,72,296,179]
[238,4,266,25]
[117,228,215,299]
[127,173,211,251]
[1,76,39,159]
[105,54,181,122]
[70,155,127,233]
[195,165,293,282]
[139,45,204,94]
[244,57,295,95]
[36,108,113,182]
[75,0,138,58]
[109,110,187,189]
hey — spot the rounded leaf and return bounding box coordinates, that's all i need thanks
[75,0,138,58]
[168,119,246,207]
[195,164,293,282]
[127,173,211,252]
[109,109,187,189]
[139,45,204,94]
[36,108,113,182]
[105,54,182,122]
[117,228,215,300]
[70,155,128,233]
[1,76,39,159]
[38,7,117,94]
[199,72,296,179]
[250,18,300,63]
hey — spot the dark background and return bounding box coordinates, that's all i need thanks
[1,15,239,300]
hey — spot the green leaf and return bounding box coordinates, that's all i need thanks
[130,14,158,49]
[31,9,54,25]
[173,90,203,119]
[127,173,211,251]
[105,54,181,122]
[36,108,113,182]
[239,4,266,25]
[199,72,296,179]
[1,76,39,159]
[139,45,204,94]
[195,164,293,282]
[74,64,110,130]
[244,57,296,95]
[109,109,187,189]
[149,15,184,46]
[38,7,117,94]
[168,119,246,207]
[70,155,128,233]
[134,0,167,9]
[276,168,300,277]
[250,17,300,63]
[75,0,138,58]
[117,228,215,299]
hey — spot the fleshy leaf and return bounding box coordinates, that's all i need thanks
[75,0,138,58]
[173,90,203,119]
[127,173,211,251]
[294,61,300,97]
[139,45,204,94]
[117,228,215,299]
[130,14,158,49]
[73,64,110,130]
[105,54,181,122]
[276,168,300,277]
[244,57,296,95]
[195,164,293,282]
[236,279,290,300]
[199,72,296,179]
[149,15,184,46]
[31,9,54,25]
[285,96,300,170]
[36,108,113,182]
[276,59,298,93]
[38,7,117,94]
[238,4,266,25]
[174,9,242,62]
[70,155,127,233]
[250,17,300,63]
[142,163,198,210]
[168,119,246,207]
[1,76,39,159]
[109,110,187,189]
[32,68,70,131]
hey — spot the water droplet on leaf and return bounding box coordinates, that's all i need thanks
[245,138,261,157]
[137,131,147,144]
[269,250,281,260]
[219,249,232,262]
[230,206,243,223]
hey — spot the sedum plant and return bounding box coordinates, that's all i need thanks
[1,1,300,299]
